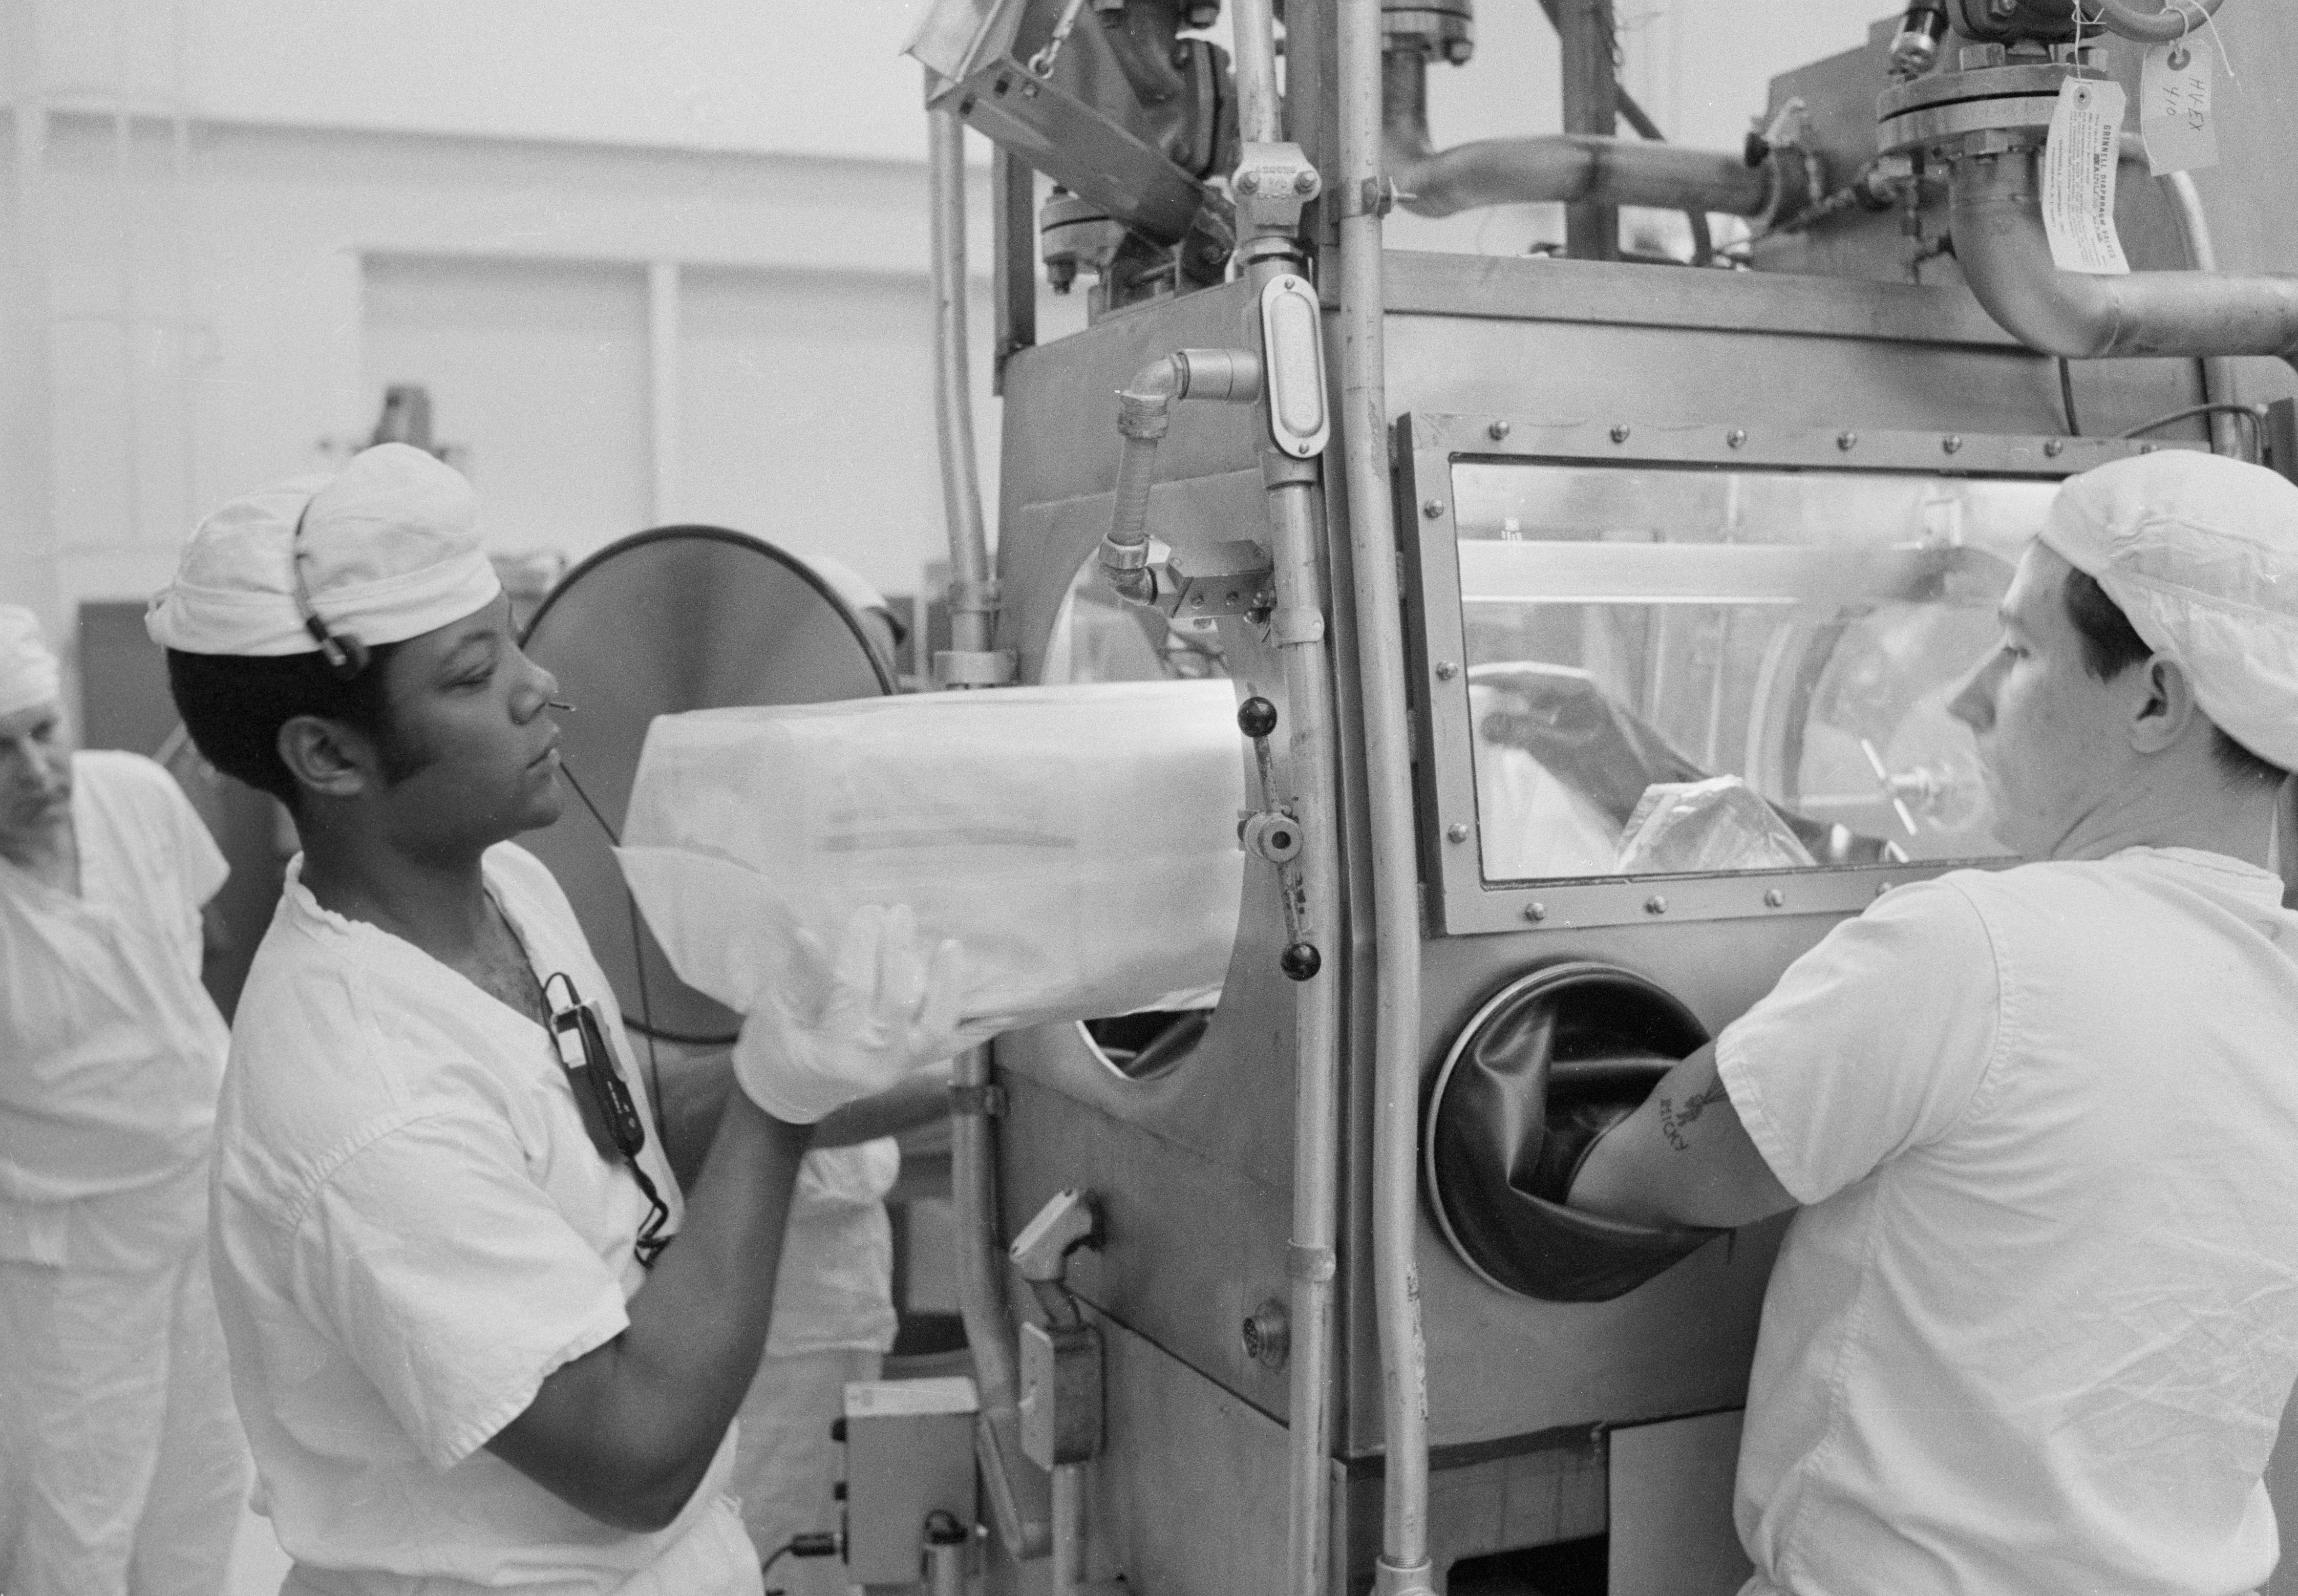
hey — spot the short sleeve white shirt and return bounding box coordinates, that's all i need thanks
[212,843,757,1595]
[0,751,230,1256]
[766,1140,899,1358]
[1718,848,2298,1596]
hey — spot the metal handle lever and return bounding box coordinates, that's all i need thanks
[1237,697,1322,982]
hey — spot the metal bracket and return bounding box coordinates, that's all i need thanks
[1231,140,1321,235]
[1152,538,1276,621]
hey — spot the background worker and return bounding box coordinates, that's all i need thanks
[0,605,251,1596]
[1562,450,2298,1594]
[150,443,964,1594]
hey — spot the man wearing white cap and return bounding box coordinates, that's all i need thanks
[151,443,963,1594]
[0,606,250,1595]
[1560,450,2298,1594]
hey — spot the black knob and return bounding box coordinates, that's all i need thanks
[1280,942,1322,982]
[1237,696,1279,739]
[829,1418,847,1443]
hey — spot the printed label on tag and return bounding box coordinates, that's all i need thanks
[2042,78,2130,276]
[2141,35,2218,174]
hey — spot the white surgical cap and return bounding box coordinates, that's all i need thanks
[0,607,62,721]
[147,443,500,657]
[2039,450,2298,771]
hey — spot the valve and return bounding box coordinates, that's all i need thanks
[1010,1191,1105,1470]
[1236,697,1322,982]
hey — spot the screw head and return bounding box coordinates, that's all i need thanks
[1433,660,1459,681]
[1726,428,1748,448]
[1837,430,1859,450]
[2044,439,2065,458]
[1447,822,1470,844]
[1644,894,1668,915]
[1239,171,1261,193]
[2139,442,2158,454]
[1524,901,1548,922]
[1293,170,1319,195]
[1942,435,1962,454]
[1422,498,1446,519]
[1444,37,1474,64]
[1609,424,1632,444]
[1488,419,1511,441]
[1764,888,1786,908]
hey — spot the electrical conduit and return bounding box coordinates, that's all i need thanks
[1342,3,1436,1595]
[1226,6,1348,1596]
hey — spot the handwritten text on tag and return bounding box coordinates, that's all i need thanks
[2141,36,2218,175]
[2043,78,2130,276]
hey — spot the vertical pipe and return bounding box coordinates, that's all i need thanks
[2158,169,2244,457]
[646,261,681,524]
[1558,0,1620,260]
[1339,4,1434,1595]
[930,92,994,658]
[1231,0,1285,145]
[1050,1461,1086,1596]
[990,147,1036,398]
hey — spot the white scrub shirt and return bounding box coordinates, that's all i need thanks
[212,843,758,1596]
[766,1140,899,1358]
[1718,848,2298,1596]
[0,750,229,1262]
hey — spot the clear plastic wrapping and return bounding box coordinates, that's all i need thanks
[615,681,1244,1045]
[1614,776,1818,875]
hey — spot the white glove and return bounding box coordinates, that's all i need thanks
[731,904,965,1125]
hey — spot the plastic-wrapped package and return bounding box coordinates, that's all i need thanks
[1615,775,1817,875]
[615,681,1244,1046]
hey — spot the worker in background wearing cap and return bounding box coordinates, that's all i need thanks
[149,443,964,1595]
[0,606,251,1596]
[1559,450,2298,1594]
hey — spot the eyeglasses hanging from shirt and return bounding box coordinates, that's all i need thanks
[542,972,672,1267]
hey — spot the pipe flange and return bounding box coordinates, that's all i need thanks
[1877,59,2095,156]
[1383,0,1474,65]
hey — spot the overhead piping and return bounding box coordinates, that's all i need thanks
[1343,4,1436,1596]
[1380,48,1772,223]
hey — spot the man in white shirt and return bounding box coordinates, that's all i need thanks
[0,605,251,1596]
[149,444,962,1595]
[1564,450,2298,1594]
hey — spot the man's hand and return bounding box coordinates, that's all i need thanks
[1567,1043,1797,1231]
[732,905,964,1125]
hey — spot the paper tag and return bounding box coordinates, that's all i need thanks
[2042,78,2130,276]
[2140,35,2219,174]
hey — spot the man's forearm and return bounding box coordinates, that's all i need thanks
[485,1090,811,1529]
[1568,1043,1796,1232]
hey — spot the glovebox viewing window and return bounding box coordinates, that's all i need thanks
[1452,461,2053,883]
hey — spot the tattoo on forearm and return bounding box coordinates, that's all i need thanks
[1659,1079,1728,1152]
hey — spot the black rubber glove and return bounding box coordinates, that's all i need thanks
[1524,1097,1636,1207]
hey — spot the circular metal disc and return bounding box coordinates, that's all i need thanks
[519,526,894,1043]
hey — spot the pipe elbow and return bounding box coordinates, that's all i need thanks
[1949,158,2123,359]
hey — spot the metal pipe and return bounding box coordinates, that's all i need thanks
[952,1046,1051,1561]
[1949,151,2298,374]
[2155,163,2245,456]
[1342,2,1434,1594]
[1381,50,1769,221]
[1230,0,1284,146]
[930,96,997,659]
[1050,1461,1086,1596]
[1099,349,1265,603]
[2081,0,2227,43]
[1558,0,1621,259]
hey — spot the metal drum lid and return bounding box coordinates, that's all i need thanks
[518,525,894,1044]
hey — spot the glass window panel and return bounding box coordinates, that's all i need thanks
[1453,461,2054,883]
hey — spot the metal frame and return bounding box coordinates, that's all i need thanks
[1400,411,2179,936]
